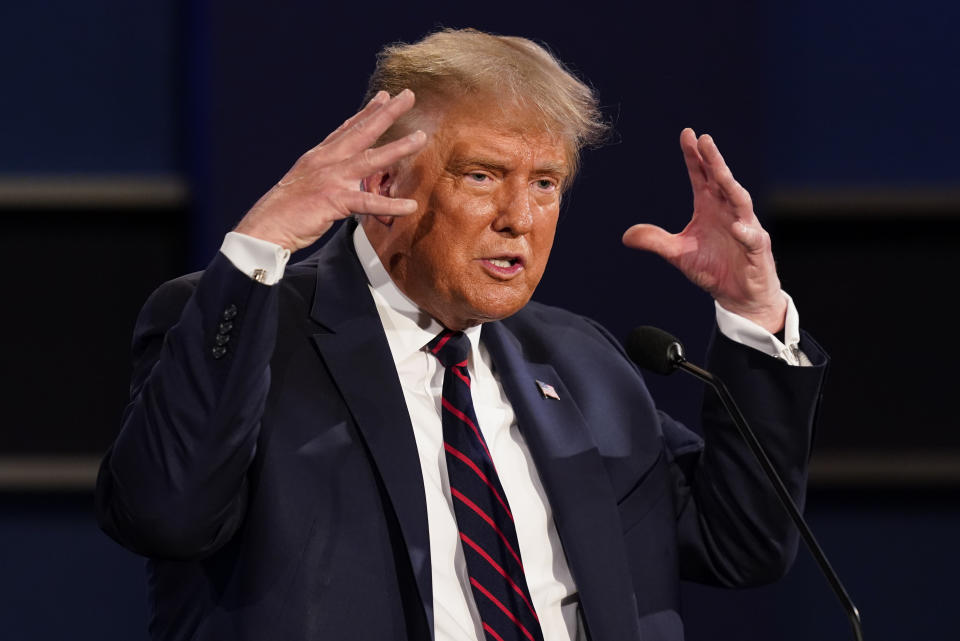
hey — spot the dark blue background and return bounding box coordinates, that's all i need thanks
[2,1,958,639]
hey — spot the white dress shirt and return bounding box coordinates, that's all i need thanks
[351,225,579,639]
[218,225,809,640]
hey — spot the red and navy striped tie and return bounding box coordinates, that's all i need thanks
[428,330,545,641]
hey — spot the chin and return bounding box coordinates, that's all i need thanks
[465,292,533,324]
[428,279,538,328]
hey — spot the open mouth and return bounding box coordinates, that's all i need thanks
[480,256,525,276]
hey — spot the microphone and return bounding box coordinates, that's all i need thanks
[624,326,685,375]
[626,326,864,641]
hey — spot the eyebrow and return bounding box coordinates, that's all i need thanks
[448,157,508,174]
[534,161,569,178]
[448,156,569,179]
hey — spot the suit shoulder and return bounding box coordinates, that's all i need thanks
[507,299,593,328]
[506,299,615,338]
[501,300,627,360]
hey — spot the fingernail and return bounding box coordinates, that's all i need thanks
[407,130,425,142]
[369,91,388,106]
[400,88,414,98]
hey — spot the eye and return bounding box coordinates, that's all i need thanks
[534,178,558,191]
[466,172,490,183]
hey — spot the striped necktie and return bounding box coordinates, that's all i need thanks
[427,330,545,641]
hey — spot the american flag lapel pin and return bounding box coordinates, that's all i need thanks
[535,379,560,400]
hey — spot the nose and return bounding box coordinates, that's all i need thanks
[492,181,533,236]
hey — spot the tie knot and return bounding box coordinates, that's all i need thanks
[427,330,471,369]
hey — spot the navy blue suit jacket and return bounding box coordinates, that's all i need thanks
[96,220,828,641]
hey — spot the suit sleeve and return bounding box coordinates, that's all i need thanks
[666,329,829,587]
[95,252,279,560]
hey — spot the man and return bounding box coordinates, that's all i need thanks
[96,29,827,641]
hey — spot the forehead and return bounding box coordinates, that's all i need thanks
[427,100,571,170]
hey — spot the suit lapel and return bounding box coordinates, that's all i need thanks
[483,321,643,641]
[307,222,434,636]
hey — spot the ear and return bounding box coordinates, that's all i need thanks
[362,170,400,227]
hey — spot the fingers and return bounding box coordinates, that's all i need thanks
[696,133,753,210]
[321,90,390,146]
[289,92,392,177]
[680,128,707,192]
[297,90,416,172]
[283,91,423,192]
[346,129,427,178]
[621,223,682,260]
[326,89,417,158]
[333,189,419,217]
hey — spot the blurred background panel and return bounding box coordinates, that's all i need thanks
[764,1,958,187]
[761,0,960,485]
[0,1,180,173]
[1,1,957,639]
[0,2,189,515]
[0,1,187,638]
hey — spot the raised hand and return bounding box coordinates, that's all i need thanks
[234,89,428,252]
[622,128,786,334]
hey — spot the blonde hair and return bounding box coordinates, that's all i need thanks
[365,28,609,180]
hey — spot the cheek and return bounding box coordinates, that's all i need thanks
[530,213,559,264]
[538,214,559,247]
[394,224,468,299]
[415,202,486,270]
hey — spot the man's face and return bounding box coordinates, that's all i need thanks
[363,100,570,330]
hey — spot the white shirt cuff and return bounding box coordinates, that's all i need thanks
[715,291,812,366]
[219,231,291,285]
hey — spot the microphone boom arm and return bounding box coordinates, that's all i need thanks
[673,351,864,641]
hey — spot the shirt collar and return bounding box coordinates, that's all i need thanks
[352,221,482,363]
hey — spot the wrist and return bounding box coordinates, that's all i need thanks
[233,219,295,252]
[716,293,787,335]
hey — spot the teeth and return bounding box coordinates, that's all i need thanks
[489,258,513,268]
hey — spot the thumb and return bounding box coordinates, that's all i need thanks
[622,223,680,259]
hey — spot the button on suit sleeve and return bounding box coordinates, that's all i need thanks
[95,251,279,560]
